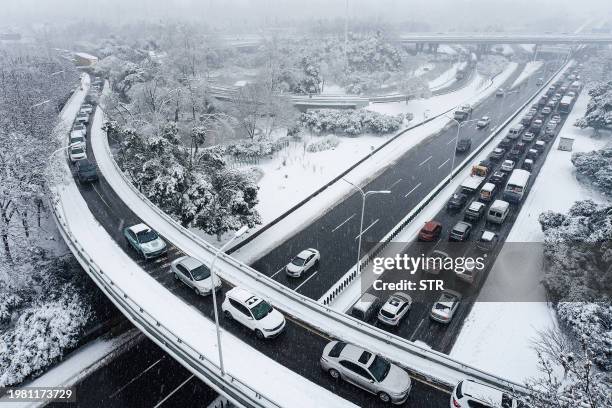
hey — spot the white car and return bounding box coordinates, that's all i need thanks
[430,290,462,324]
[377,292,412,326]
[320,341,412,404]
[123,223,167,259]
[69,131,86,147]
[500,159,515,172]
[476,116,490,128]
[451,378,526,407]
[69,145,87,162]
[222,287,285,339]
[72,123,86,137]
[76,112,89,124]
[285,248,320,277]
[80,104,93,114]
[171,256,222,296]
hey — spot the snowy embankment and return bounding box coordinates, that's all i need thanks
[520,44,536,53]
[0,330,141,408]
[510,61,543,89]
[428,61,467,91]
[450,82,610,384]
[413,62,435,77]
[235,62,518,263]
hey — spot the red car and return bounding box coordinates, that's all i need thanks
[418,221,443,242]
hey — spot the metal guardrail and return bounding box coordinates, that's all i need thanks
[318,57,572,307]
[50,200,282,408]
[95,87,537,396]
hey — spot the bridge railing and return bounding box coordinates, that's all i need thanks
[50,197,283,408]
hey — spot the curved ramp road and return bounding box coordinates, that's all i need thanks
[66,79,450,407]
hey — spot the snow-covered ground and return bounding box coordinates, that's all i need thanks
[413,62,435,77]
[320,83,346,95]
[0,330,141,408]
[498,44,514,56]
[428,61,467,91]
[235,62,519,261]
[450,82,610,384]
[520,44,535,53]
[510,61,543,89]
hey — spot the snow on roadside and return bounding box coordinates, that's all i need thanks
[0,330,142,408]
[428,61,466,91]
[520,44,535,53]
[234,62,519,263]
[438,44,457,55]
[413,62,435,77]
[450,82,610,384]
[510,61,543,89]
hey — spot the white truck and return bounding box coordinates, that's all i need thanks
[453,104,473,121]
[460,164,488,194]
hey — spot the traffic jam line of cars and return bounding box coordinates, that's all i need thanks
[320,66,582,405]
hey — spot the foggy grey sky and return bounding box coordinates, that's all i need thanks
[0,0,610,32]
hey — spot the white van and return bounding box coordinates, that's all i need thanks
[504,169,531,202]
[451,379,524,408]
[487,200,510,224]
[479,182,496,202]
[507,125,524,140]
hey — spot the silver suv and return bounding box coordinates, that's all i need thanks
[320,341,412,404]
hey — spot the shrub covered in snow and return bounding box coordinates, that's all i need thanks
[571,147,612,194]
[299,109,404,136]
[574,81,612,132]
[538,200,612,370]
[0,287,91,386]
[306,135,340,152]
[223,137,291,158]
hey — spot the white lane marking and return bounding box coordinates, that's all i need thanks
[447,136,457,145]
[271,266,286,278]
[389,178,403,189]
[355,219,379,240]
[153,374,194,408]
[92,184,111,209]
[419,156,432,166]
[410,318,426,342]
[295,271,319,292]
[109,357,165,398]
[332,213,356,233]
[404,182,422,198]
[438,158,450,169]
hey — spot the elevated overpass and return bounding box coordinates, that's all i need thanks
[397,32,612,44]
[50,75,535,407]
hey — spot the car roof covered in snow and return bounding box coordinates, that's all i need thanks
[128,223,151,234]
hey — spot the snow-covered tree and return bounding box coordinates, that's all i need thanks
[538,200,612,370]
[571,147,612,194]
[574,81,612,133]
[526,328,612,408]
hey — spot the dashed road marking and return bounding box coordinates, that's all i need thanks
[332,214,355,232]
[404,182,422,198]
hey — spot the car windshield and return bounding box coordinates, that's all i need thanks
[190,264,211,281]
[250,300,273,320]
[369,355,391,382]
[291,256,307,266]
[136,229,158,243]
[72,148,84,154]
[79,162,94,171]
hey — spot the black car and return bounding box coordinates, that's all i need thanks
[478,159,494,173]
[447,193,468,211]
[456,138,472,153]
[498,138,513,149]
[489,148,505,161]
[76,159,99,183]
[508,148,521,161]
[489,171,507,185]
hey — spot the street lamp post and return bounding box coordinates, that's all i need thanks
[341,178,390,276]
[445,115,481,175]
[209,225,249,376]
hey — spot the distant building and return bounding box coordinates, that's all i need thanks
[74,52,98,67]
